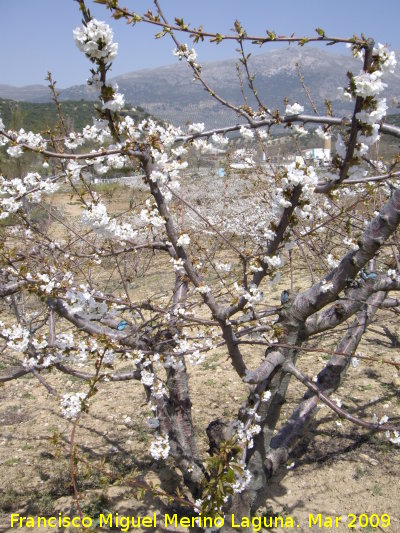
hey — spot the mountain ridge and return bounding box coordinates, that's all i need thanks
[1,47,399,128]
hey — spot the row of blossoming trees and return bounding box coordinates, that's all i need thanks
[0,0,400,529]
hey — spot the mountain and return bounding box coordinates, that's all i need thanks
[0,84,52,103]
[2,47,400,128]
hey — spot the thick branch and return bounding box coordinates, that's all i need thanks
[284,360,398,432]
[225,185,303,319]
[294,188,400,322]
[242,350,285,384]
[265,291,386,476]
[0,366,30,383]
[0,281,25,297]
[174,116,400,143]
[305,274,400,336]
[55,363,141,382]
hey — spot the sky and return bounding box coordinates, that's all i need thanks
[1,0,400,88]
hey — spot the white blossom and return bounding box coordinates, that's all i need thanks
[353,71,386,98]
[264,254,283,269]
[327,254,339,269]
[292,124,308,136]
[177,233,190,247]
[257,129,268,140]
[285,103,304,116]
[146,417,160,429]
[2,324,30,352]
[335,134,347,159]
[315,126,331,140]
[196,285,211,295]
[343,237,359,251]
[188,122,205,134]
[231,467,252,493]
[60,392,86,419]
[173,44,199,67]
[7,145,23,158]
[261,390,272,402]
[237,421,261,449]
[187,349,205,365]
[211,133,229,146]
[82,201,137,241]
[149,434,170,460]
[102,92,125,112]
[170,257,185,272]
[215,262,231,273]
[375,43,397,74]
[357,98,387,125]
[150,170,168,185]
[388,431,400,445]
[64,132,85,150]
[320,280,334,293]
[65,288,108,319]
[140,369,155,387]
[239,125,254,139]
[73,19,118,63]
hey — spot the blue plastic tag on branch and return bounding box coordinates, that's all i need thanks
[280,290,289,304]
[360,270,377,280]
[117,320,128,331]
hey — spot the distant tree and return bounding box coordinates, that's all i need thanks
[0,1,400,530]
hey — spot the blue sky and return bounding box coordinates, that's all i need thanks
[1,0,399,88]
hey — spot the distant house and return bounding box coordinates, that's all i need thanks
[303,136,331,166]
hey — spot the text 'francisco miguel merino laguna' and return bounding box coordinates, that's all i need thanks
[10,512,359,530]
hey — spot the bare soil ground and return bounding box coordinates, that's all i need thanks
[1,329,399,533]
[1,185,400,532]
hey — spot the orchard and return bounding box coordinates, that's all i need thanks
[0,1,400,531]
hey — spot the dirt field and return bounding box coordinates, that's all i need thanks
[1,324,399,532]
[1,184,400,533]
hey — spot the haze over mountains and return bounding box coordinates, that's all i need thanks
[1,47,399,128]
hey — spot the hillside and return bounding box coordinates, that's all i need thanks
[0,98,150,133]
[0,84,51,102]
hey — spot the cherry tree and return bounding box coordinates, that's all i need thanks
[1,0,400,530]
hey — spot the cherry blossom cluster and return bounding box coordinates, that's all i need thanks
[236,421,262,450]
[337,43,397,177]
[73,19,118,63]
[233,282,264,308]
[230,148,256,170]
[55,334,102,366]
[60,392,87,419]
[173,43,200,69]
[0,126,47,157]
[82,200,137,241]
[285,102,304,116]
[0,323,30,353]
[0,172,60,219]
[65,286,109,319]
[140,198,166,229]
[230,466,252,494]
[102,89,125,112]
[172,333,212,366]
[149,433,170,460]
[82,119,112,143]
[74,18,126,115]
[23,342,61,372]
